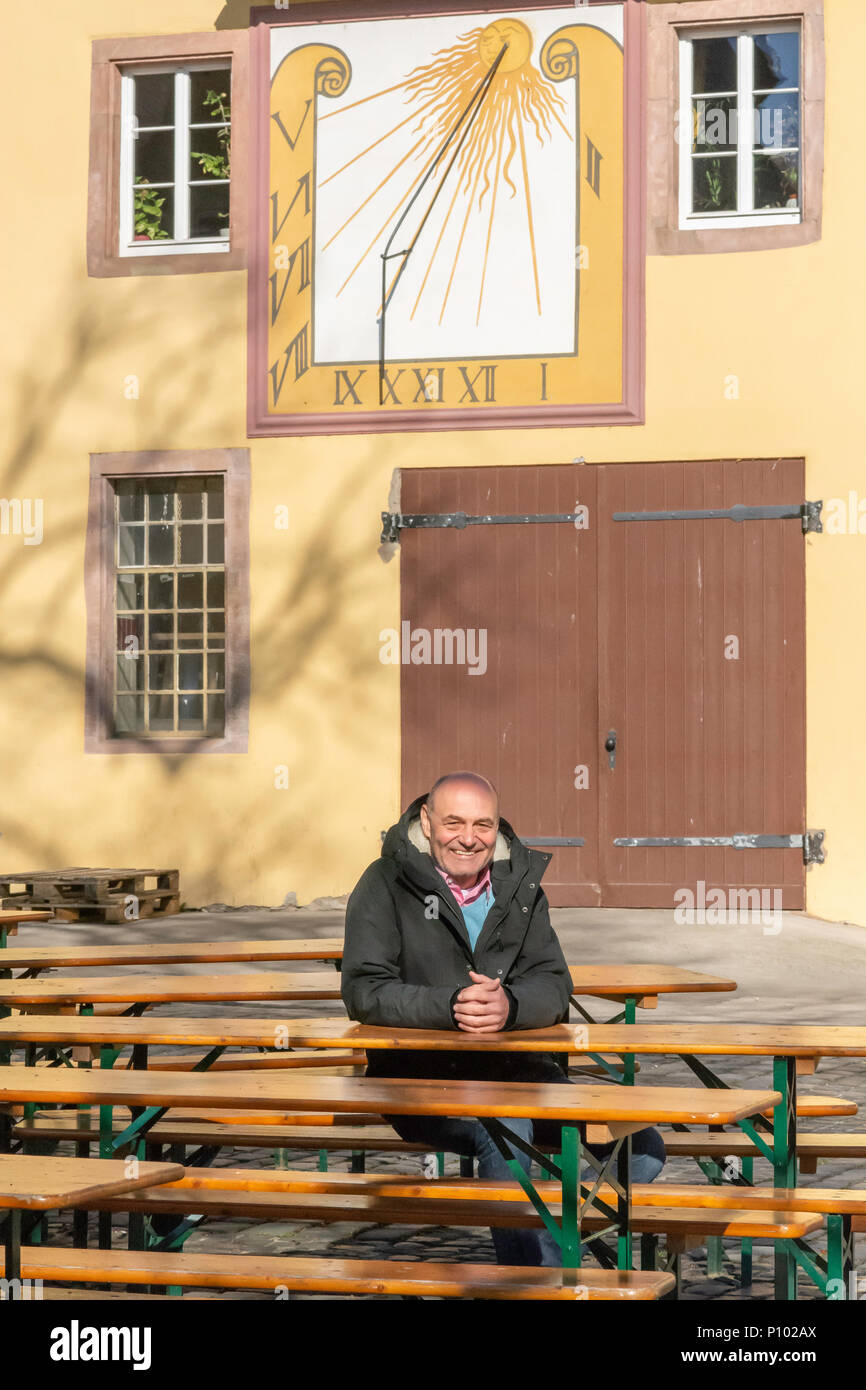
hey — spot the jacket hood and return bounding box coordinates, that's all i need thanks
[381,792,551,887]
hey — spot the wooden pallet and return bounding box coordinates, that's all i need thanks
[0,869,179,923]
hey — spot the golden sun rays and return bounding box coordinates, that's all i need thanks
[318,19,571,326]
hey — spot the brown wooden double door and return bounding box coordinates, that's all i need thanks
[399,461,806,907]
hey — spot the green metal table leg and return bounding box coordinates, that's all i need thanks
[826,1213,854,1300]
[317,1149,328,1172]
[616,1136,633,1270]
[622,997,636,1085]
[741,1155,754,1286]
[773,1055,798,1301]
[560,1124,582,1270]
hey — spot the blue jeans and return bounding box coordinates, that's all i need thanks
[388,1114,666,1267]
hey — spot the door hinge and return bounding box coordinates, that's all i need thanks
[381,510,582,543]
[612,501,822,534]
[613,832,825,865]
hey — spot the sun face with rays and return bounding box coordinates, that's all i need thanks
[317,18,571,339]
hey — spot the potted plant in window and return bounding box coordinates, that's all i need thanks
[191,88,231,237]
[133,179,170,241]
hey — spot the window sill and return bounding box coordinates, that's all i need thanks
[87,734,246,755]
[118,239,231,259]
[679,211,802,232]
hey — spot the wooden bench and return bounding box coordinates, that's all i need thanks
[81,1179,824,1242]
[0,1248,675,1300]
[661,1129,866,1173]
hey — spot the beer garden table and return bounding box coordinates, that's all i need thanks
[0,1063,779,1277]
[0,1153,184,1293]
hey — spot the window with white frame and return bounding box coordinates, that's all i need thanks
[119,62,232,255]
[679,27,801,230]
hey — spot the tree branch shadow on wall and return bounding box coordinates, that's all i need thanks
[0,276,393,895]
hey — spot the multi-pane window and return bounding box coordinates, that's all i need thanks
[119,63,231,255]
[679,28,801,229]
[114,477,225,738]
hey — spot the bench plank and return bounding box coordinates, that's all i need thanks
[0,974,343,1006]
[2,1248,674,1300]
[0,938,345,969]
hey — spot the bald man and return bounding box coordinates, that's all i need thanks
[342,773,665,1266]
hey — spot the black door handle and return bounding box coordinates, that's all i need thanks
[604,730,617,770]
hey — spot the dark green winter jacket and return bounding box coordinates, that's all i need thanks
[341,794,573,1083]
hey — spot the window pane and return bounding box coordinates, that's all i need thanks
[149,613,174,650]
[179,611,204,638]
[754,32,799,90]
[149,693,174,732]
[207,524,224,565]
[117,485,145,522]
[134,130,174,185]
[179,524,203,564]
[179,572,204,609]
[754,92,799,149]
[207,652,225,690]
[148,490,175,522]
[177,481,203,519]
[205,477,224,518]
[189,184,230,239]
[132,184,174,241]
[190,72,231,125]
[134,73,175,127]
[178,693,204,730]
[118,525,144,568]
[148,572,174,610]
[148,524,175,567]
[149,654,174,691]
[754,151,799,209]
[189,125,230,182]
[117,573,144,611]
[117,614,144,651]
[116,654,145,694]
[691,155,738,213]
[179,653,204,690]
[207,611,225,649]
[207,571,225,609]
[206,693,225,735]
[692,36,737,94]
[116,695,145,733]
[692,96,737,154]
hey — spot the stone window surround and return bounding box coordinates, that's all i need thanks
[87,30,249,277]
[84,449,250,754]
[647,0,824,254]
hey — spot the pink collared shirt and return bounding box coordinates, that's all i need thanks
[434,862,492,907]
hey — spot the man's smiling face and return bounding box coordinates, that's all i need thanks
[419,778,499,887]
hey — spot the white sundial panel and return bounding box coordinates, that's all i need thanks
[270,8,623,365]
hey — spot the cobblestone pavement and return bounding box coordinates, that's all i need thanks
[15,904,866,1300]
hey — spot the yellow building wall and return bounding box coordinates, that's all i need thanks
[0,1,862,919]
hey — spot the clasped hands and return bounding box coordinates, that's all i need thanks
[453,969,510,1033]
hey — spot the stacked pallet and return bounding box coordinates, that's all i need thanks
[0,869,180,923]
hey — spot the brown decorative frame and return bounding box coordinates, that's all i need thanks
[647,0,824,255]
[87,30,250,277]
[246,0,647,434]
[85,449,250,754]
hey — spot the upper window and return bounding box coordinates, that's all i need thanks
[679,26,801,230]
[88,33,247,278]
[120,62,231,256]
